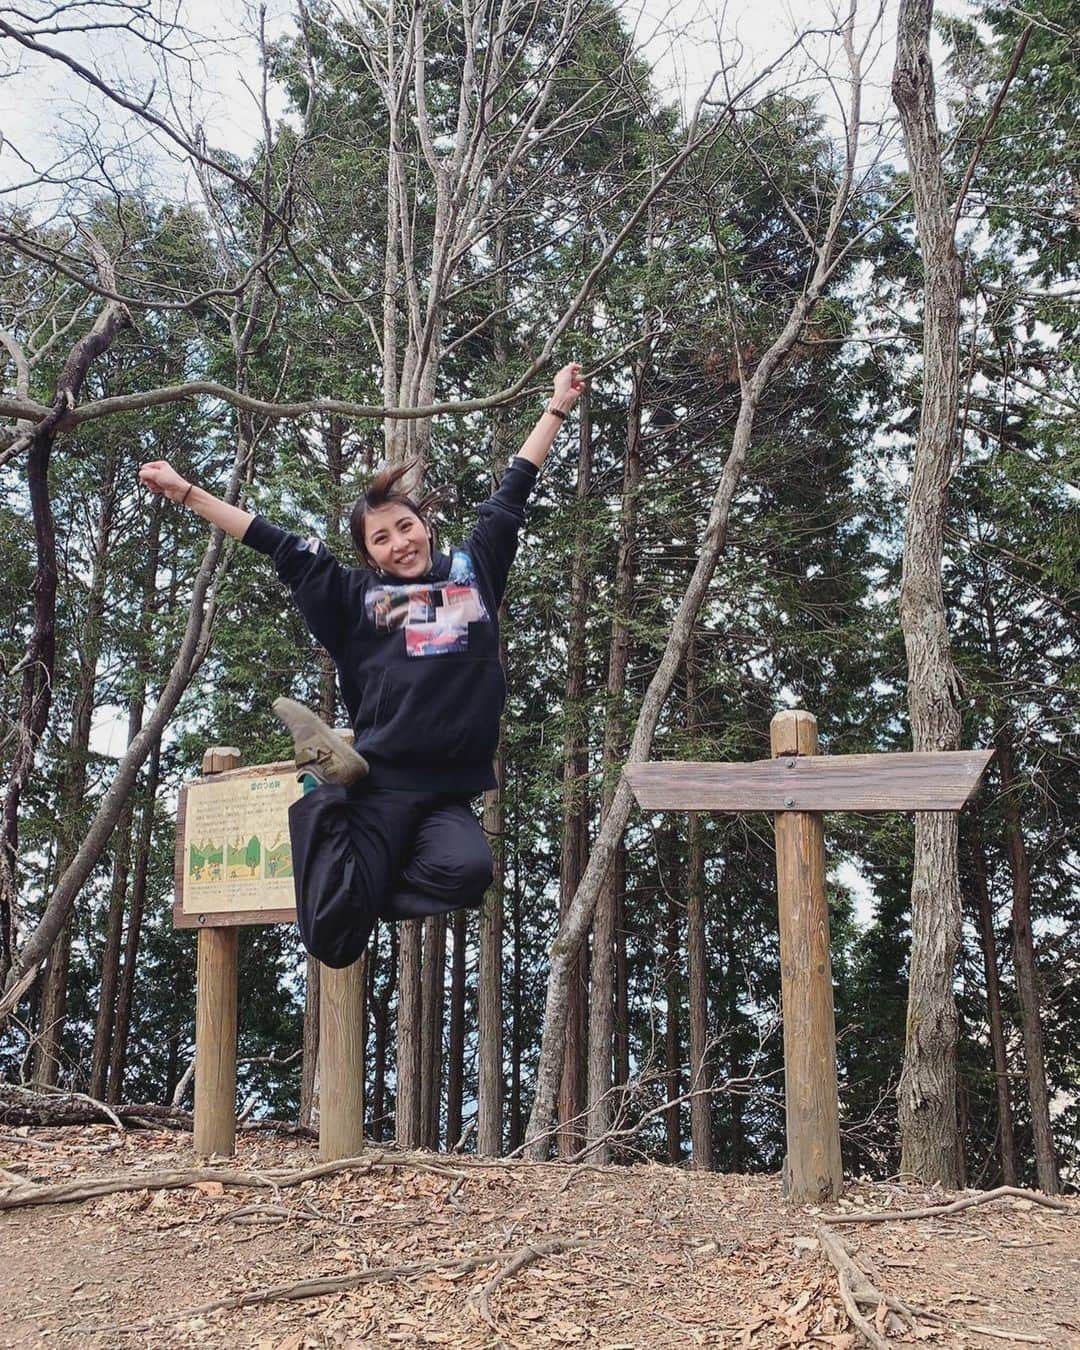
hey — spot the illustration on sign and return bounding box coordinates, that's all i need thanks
[181,772,302,915]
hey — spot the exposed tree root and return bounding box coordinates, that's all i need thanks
[469,1237,577,1332]
[822,1185,1075,1226]
[816,1225,921,1348]
[816,1189,1075,1346]
[0,1151,490,1211]
[84,1234,589,1334]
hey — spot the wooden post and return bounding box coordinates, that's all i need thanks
[770,711,843,1204]
[193,746,242,1158]
[319,957,366,1160]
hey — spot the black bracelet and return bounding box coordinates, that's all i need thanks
[180,482,194,505]
[546,406,567,421]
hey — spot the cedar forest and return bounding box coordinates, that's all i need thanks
[0,0,1076,1196]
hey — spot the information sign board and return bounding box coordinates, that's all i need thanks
[173,760,301,928]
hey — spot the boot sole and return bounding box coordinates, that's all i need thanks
[272,698,369,785]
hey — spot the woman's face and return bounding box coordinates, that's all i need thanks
[363,502,433,579]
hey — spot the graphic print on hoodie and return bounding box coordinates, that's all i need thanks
[366,550,490,657]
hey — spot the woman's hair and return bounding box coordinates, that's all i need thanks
[348,459,446,568]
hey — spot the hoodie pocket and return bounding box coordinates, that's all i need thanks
[374,657,505,763]
[356,672,388,731]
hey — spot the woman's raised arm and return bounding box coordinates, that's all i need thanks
[139,461,255,541]
[514,362,585,470]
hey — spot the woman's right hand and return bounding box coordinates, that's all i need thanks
[139,460,191,503]
[138,462,254,539]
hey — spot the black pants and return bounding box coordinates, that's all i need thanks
[287,782,493,967]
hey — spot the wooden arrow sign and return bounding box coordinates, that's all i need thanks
[623,749,994,814]
[622,711,995,1207]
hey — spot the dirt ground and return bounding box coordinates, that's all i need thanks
[0,1127,1076,1349]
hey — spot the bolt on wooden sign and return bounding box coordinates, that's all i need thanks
[173,755,302,928]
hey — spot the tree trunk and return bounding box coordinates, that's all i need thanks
[381,49,401,462]
[685,635,713,1170]
[556,390,593,1158]
[665,890,682,1163]
[966,819,1016,1186]
[396,920,423,1147]
[33,925,72,1086]
[371,923,397,1142]
[725,888,745,1172]
[163,1028,181,1106]
[615,887,630,1092]
[89,798,134,1099]
[476,327,511,1153]
[586,350,644,1161]
[995,732,1059,1192]
[509,794,524,1153]
[477,727,506,1155]
[420,913,446,1148]
[300,957,321,1128]
[35,450,117,1085]
[972,559,1058,1192]
[446,909,467,1149]
[0,292,130,984]
[893,0,966,1187]
[89,496,160,1100]
[107,736,162,1102]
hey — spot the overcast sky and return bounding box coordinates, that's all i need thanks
[0,0,945,205]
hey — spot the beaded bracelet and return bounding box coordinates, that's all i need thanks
[546,406,567,421]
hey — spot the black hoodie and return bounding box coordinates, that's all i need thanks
[241,456,538,795]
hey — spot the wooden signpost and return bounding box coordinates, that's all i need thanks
[623,709,993,1206]
[174,748,364,1162]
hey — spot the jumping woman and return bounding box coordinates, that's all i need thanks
[139,362,584,967]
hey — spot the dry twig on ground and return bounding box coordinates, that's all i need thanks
[822,1185,1076,1225]
[963,1326,1049,1344]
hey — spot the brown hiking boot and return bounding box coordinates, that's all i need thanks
[272,697,368,786]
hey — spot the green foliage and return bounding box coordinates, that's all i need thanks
[1,0,1075,1188]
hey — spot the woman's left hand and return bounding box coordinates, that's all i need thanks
[552,362,585,409]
